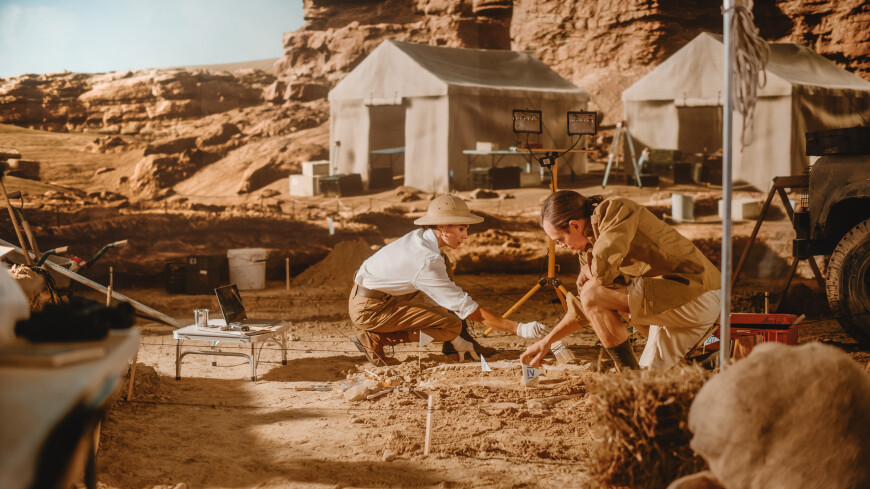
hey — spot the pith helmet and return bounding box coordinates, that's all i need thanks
[413,194,484,226]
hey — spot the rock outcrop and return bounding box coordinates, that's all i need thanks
[0,68,273,133]
[265,0,513,103]
[271,0,870,123]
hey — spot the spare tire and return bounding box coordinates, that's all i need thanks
[826,217,870,346]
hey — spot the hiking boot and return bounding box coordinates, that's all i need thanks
[442,320,499,360]
[351,331,400,366]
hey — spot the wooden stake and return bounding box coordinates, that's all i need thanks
[106,266,113,307]
[285,258,290,292]
[126,352,137,401]
[424,393,435,455]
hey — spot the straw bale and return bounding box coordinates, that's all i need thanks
[588,366,709,489]
[687,342,870,489]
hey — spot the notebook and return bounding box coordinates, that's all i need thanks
[214,284,281,327]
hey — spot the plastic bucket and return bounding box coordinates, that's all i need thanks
[227,248,267,290]
[671,193,694,222]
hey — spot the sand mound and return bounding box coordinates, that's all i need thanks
[293,238,374,289]
[128,362,163,400]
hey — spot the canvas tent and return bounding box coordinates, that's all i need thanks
[328,40,591,192]
[623,32,870,191]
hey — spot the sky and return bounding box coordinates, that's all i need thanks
[0,0,304,78]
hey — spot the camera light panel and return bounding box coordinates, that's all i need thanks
[567,111,597,136]
[513,109,542,134]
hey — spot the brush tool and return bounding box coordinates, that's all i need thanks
[550,340,576,365]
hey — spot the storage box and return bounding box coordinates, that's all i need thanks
[718,198,765,221]
[628,173,659,187]
[369,167,393,189]
[704,313,802,352]
[289,174,320,197]
[475,141,499,152]
[164,262,186,295]
[319,173,363,197]
[185,255,224,295]
[519,171,542,187]
[647,149,683,165]
[302,160,330,177]
[490,166,521,189]
[647,162,693,184]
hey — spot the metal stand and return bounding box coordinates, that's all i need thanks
[483,158,570,336]
[731,175,825,312]
[602,121,643,188]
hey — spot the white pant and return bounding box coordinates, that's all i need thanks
[627,278,721,370]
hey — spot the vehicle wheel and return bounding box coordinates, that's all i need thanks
[827,217,870,346]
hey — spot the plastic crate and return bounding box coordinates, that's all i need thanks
[164,262,186,295]
[703,313,801,351]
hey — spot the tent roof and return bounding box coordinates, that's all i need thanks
[623,32,870,102]
[330,40,589,101]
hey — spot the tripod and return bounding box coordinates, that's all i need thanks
[482,150,589,336]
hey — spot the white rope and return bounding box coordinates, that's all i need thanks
[729,0,769,149]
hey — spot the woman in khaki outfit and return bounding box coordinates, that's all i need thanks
[521,190,721,371]
[349,194,549,366]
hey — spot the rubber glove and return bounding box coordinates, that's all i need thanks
[516,321,550,339]
[450,336,480,362]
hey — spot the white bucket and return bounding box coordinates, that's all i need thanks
[227,248,267,290]
[671,194,694,222]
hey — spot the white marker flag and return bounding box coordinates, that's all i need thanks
[419,331,434,347]
[521,364,542,387]
[480,355,492,372]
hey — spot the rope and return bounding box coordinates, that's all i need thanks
[728,0,769,149]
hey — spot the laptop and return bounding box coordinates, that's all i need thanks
[214,284,281,327]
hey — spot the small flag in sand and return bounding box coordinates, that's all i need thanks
[419,331,434,347]
[481,355,492,372]
[521,364,542,387]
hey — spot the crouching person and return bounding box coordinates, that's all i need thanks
[349,194,549,366]
[521,191,721,371]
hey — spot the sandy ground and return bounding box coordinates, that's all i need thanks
[4,122,868,488]
[76,270,865,489]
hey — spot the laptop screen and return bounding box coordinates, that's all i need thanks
[215,285,247,323]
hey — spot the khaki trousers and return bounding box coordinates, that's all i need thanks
[347,285,461,342]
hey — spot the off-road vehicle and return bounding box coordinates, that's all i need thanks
[794,126,870,345]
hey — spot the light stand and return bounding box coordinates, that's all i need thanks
[483,110,597,335]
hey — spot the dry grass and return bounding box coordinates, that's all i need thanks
[588,366,709,489]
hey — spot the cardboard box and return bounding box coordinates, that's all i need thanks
[519,171,542,187]
[718,198,765,221]
[302,160,330,177]
[289,174,320,196]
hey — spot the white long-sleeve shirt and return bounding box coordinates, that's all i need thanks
[353,229,479,319]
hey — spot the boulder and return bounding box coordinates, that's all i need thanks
[197,123,241,147]
[237,159,288,194]
[130,155,183,195]
[144,136,198,156]
[687,342,870,489]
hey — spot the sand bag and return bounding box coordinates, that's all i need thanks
[687,342,870,489]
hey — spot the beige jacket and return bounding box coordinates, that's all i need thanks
[579,196,721,316]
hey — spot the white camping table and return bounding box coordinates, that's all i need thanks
[172,320,288,382]
[0,329,140,489]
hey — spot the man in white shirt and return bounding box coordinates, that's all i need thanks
[349,194,549,366]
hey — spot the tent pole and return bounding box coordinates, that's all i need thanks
[721,0,734,369]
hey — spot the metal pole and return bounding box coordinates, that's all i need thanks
[721,0,734,369]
